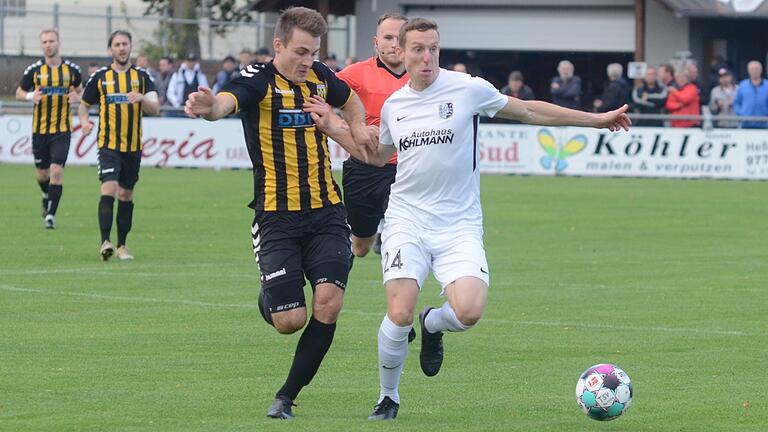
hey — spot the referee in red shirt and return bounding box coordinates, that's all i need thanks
[336,13,409,258]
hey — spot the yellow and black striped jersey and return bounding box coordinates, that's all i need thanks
[220,60,352,212]
[81,65,156,152]
[19,59,83,134]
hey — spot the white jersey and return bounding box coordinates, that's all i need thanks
[380,69,508,230]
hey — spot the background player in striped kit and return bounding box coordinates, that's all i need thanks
[16,29,83,229]
[78,30,160,261]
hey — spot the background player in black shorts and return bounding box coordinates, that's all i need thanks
[16,28,82,229]
[78,30,159,261]
[185,7,375,420]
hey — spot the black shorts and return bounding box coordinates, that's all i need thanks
[342,157,397,238]
[32,132,71,169]
[252,204,352,314]
[97,147,142,190]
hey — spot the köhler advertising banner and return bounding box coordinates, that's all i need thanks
[2,115,766,180]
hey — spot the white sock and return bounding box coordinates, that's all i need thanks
[378,315,411,404]
[424,302,472,333]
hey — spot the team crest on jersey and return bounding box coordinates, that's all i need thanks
[131,79,140,91]
[439,102,453,119]
[316,84,327,99]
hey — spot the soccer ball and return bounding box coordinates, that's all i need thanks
[575,363,633,421]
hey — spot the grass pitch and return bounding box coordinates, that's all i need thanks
[1,163,766,431]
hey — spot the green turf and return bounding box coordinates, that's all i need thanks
[1,163,766,431]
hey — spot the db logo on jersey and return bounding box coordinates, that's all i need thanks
[439,102,453,119]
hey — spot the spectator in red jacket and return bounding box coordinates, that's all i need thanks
[666,70,700,127]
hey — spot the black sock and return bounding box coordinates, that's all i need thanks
[38,179,50,195]
[116,200,134,247]
[38,179,50,209]
[48,184,63,216]
[276,316,337,401]
[99,195,115,242]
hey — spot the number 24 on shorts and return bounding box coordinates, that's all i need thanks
[385,249,403,271]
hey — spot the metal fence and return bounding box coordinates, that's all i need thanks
[1,100,767,130]
[0,1,355,60]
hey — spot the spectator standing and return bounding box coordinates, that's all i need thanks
[594,63,630,113]
[709,68,738,128]
[212,55,237,94]
[734,60,768,129]
[551,60,582,109]
[451,62,468,74]
[134,53,157,81]
[324,54,342,72]
[665,70,700,128]
[658,63,675,88]
[238,49,253,70]
[166,53,209,111]
[254,47,272,63]
[501,71,535,100]
[155,56,174,109]
[685,60,708,106]
[631,67,667,127]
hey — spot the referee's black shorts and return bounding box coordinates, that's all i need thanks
[252,204,352,315]
[342,157,397,238]
[32,132,71,169]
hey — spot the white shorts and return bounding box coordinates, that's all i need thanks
[380,222,489,290]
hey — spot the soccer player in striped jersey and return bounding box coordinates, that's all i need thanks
[336,13,410,259]
[185,7,374,420]
[16,29,83,229]
[78,30,160,261]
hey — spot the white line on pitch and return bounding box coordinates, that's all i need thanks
[0,284,258,309]
[1,284,764,338]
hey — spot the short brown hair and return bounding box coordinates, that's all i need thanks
[398,17,439,48]
[659,63,675,76]
[39,28,59,40]
[377,12,408,26]
[275,7,327,44]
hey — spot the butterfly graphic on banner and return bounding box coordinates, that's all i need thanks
[538,129,587,173]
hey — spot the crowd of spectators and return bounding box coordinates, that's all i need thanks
[80,48,768,128]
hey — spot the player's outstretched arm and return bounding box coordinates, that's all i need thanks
[497,97,631,132]
[185,86,235,121]
[303,95,393,166]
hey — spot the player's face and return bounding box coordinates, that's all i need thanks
[374,18,405,69]
[399,29,439,89]
[274,28,320,83]
[40,32,59,59]
[109,35,132,67]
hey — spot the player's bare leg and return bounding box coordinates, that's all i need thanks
[351,234,376,257]
[369,278,419,420]
[420,277,487,376]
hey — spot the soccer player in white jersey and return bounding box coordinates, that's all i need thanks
[304,17,631,420]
